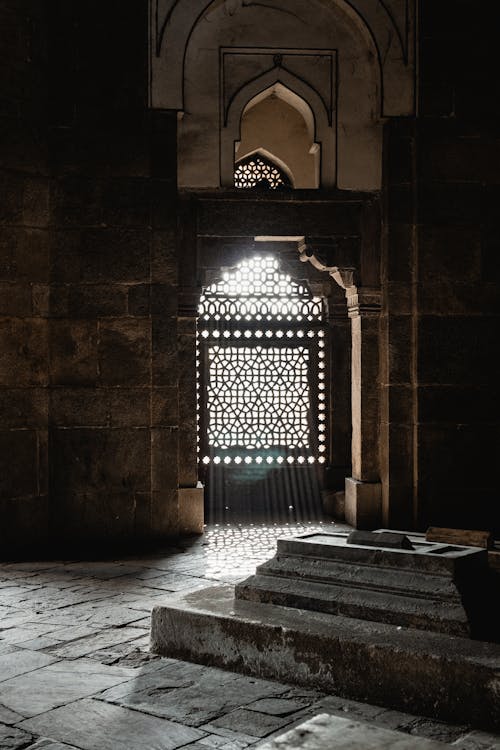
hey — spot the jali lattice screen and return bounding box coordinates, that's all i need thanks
[198,256,327,469]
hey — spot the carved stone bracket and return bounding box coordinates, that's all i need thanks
[298,241,356,289]
[298,240,381,320]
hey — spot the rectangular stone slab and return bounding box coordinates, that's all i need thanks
[275,532,487,574]
[255,713,452,750]
[150,584,500,731]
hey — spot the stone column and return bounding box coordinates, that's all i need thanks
[344,283,382,529]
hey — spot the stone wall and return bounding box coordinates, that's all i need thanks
[0,0,198,555]
[416,1,499,533]
[382,0,500,533]
[0,0,50,549]
[46,0,189,550]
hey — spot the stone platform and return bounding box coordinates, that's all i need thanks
[150,582,500,731]
[150,530,500,731]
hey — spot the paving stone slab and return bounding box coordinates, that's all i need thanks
[0,625,57,645]
[0,704,24,725]
[88,642,159,668]
[105,668,285,726]
[209,708,292,738]
[0,649,58,683]
[17,698,205,750]
[47,627,144,658]
[97,658,209,703]
[255,714,453,749]
[18,636,64,650]
[0,723,33,750]
[41,626,97,643]
[0,658,135,717]
[199,722,260,745]
[0,643,17,656]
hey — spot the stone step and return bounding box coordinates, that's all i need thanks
[234,531,491,637]
[254,554,465,599]
[150,583,500,732]
[235,572,470,636]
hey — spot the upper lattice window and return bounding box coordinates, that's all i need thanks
[198,256,322,322]
[234,154,292,190]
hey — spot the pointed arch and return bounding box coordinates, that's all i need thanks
[222,71,334,188]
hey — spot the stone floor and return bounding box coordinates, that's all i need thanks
[1,521,500,750]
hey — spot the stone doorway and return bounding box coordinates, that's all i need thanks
[177,190,381,532]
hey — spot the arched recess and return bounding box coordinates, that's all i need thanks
[222,74,332,187]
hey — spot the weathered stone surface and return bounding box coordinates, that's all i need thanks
[51,229,151,284]
[49,320,98,386]
[50,427,150,495]
[0,282,33,317]
[17,698,204,750]
[50,388,150,428]
[151,387,179,426]
[0,430,39,500]
[255,714,452,750]
[0,228,49,283]
[0,319,48,387]
[98,319,151,386]
[50,284,128,319]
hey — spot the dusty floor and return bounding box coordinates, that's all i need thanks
[1,522,500,750]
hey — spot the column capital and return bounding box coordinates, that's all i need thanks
[346,287,382,318]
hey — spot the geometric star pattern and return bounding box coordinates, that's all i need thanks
[207,346,310,450]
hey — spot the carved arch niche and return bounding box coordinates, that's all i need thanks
[150,0,415,191]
